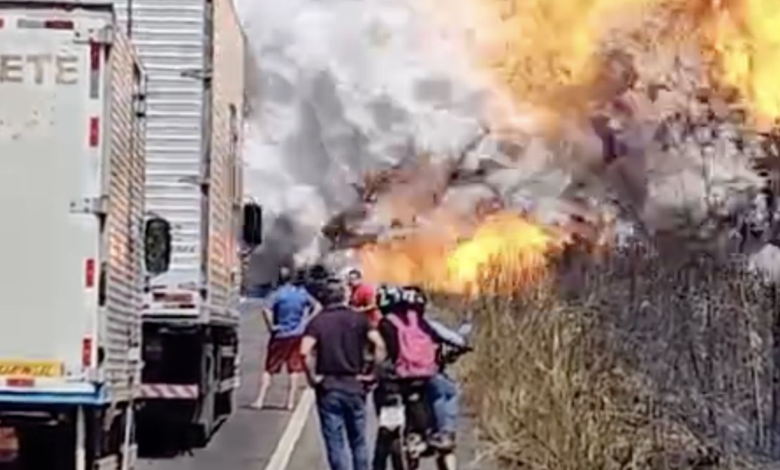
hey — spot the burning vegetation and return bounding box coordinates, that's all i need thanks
[358,212,560,295]
[307,0,780,468]
[320,0,780,294]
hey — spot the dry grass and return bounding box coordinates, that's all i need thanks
[446,247,780,470]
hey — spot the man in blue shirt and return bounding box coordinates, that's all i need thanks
[251,266,321,410]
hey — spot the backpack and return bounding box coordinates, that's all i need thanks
[387,311,438,378]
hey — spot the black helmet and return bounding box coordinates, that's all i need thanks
[310,263,328,280]
[376,284,403,314]
[401,285,427,313]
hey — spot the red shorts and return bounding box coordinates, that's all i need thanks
[265,336,304,374]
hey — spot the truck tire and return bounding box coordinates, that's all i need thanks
[191,344,217,448]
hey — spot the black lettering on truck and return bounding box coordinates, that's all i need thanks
[0,55,23,83]
[0,54,78,84]
[55,56,77,85]
[27,54,52,84]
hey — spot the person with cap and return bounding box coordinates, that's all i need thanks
[251,265,321,410]
[346,267,381,327]
[301,277,386,470]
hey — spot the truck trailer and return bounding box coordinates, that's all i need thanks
[113,0,257,449]
[0,0,147,467]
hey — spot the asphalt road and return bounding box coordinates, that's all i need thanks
[287,399,496,470]
[138,307,496,470]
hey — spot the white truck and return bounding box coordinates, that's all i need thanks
[0,0,147,468]
[113,0,261,449]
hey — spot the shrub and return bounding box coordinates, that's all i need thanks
[454,247,779,470]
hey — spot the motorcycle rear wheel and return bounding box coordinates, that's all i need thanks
[390,434,405,470]
[387,430,421,470]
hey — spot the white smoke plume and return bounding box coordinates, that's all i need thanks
[235,0,494,283]
[235,0,772,285]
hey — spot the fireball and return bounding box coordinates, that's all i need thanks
[357,0,780,295]
[358,213,557,295]
[706,0,780,126]
[428,0,780,124]
[446,213,553,294]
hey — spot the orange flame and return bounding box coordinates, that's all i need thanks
[358,213,557,295]
[706,0,780,126]
[477,0,653,111]
[427,0,780,124]
[355,0,780,295]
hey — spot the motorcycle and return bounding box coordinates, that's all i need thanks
[376,322,473,470]
[378,379,448,470]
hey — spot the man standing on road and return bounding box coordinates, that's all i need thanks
[301,277,386,470]
[251,266,321,410]
[346,268,381,327]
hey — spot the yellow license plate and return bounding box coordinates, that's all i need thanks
[0,361,63,377]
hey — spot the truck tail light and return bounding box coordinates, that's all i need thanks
[89,118,99,147]
[85,258,95,288]
[82,337,93,368]
[0,18,5,29]
[90,43,100,72]
[43,19,74,29]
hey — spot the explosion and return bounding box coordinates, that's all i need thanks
[348,0,780,292]
[358,213,558,295]
[459,0,655,111]
[446,213,556,293]
[441,0,780,124]
[708,0,780,125]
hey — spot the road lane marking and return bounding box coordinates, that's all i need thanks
[263,388,315,470]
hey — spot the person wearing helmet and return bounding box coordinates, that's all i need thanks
[374,284,438,370]
[371,284,409,470]
[400,285,426,315]
[372,284,441,470]
[399,285,469,452]
[346,268,381,327]
[374,283,402,316]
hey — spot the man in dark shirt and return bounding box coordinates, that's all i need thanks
[301,277,386,470]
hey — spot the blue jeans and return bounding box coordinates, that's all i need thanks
[316,389,370,470]
[426,373,459,434]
